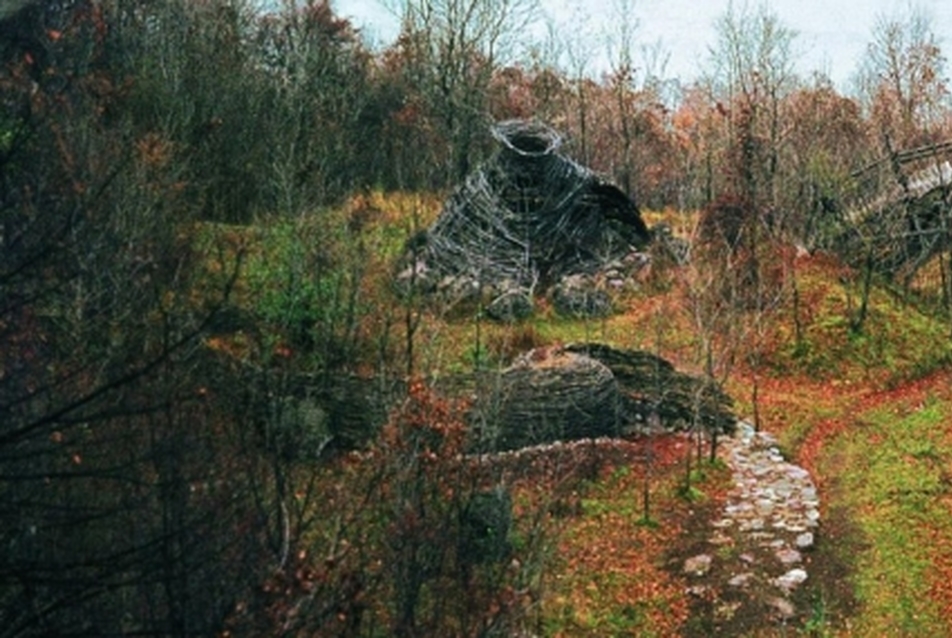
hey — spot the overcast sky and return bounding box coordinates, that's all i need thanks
[335,0,951,91]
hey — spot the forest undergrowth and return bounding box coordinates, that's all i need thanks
[199,194,952,636]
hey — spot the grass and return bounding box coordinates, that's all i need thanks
[713,250,952,636]
[539,438,718,637]
[818,398,952,636]
[765,255,952,386]
[191,193,952,635]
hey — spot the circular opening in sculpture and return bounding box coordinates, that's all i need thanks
[492,120,562,157]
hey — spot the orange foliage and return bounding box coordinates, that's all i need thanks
[797,416,849,486]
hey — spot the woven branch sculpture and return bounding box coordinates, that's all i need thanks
[406,120,651,306]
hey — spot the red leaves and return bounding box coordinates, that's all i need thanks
[380,380,468,462]
[798,417,847,485]
[925,521,952,634]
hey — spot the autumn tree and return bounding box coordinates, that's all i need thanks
[782,77,867,245]
[858,6,949,153]
[555,4,597,166]
[683,200,746,461]
[550,0,678,210]
[850,6,951,328]
[603,0,640,197]
[698,3,798,430]
[0,1,270,634]
[705,1,797,212]
[113,0,270,222]
[254,0,385,212]
[486,19,569,124]
[779,77,867,347]
[389,0,537,186]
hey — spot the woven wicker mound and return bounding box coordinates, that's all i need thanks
[564,343,736,437]
[404,120,651,309]
[468,343,736,452]
[469,347,619,452]
[243,343,736,456]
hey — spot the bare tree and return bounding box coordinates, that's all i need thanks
[706,1,797,210]
[700,3,798,430]
[682,208,744,469]
[852,6,951,328]
[557,3,597,165]
[0,4,260,633]
[391,0,537,185]
[857,6,949,151]
[604,0,640,197]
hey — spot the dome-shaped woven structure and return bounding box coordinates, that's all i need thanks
[410,120,651,296]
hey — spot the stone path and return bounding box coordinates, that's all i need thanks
[683,421,821,624]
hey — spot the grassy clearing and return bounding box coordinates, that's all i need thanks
[722,251,952,636]
[193,198,709,378]
[764,254,952,387]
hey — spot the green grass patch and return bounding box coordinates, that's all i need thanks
[823,398,952,636]
[540,452,706,636]
[770,259,952,386]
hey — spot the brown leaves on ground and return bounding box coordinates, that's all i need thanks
[539,435,718,637]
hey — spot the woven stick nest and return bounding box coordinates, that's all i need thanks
[410,120,651,295]
[467,343,736,452]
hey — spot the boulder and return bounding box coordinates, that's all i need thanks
[485,287,534,322]
[551,274,612,318]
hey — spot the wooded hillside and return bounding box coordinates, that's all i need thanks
[2,1,951,635]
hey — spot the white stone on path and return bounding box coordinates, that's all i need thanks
[775,547,802,565]
[796,532,815,549]
[766,596,797,619]
[729,572,754,587]
[709,420,821,611]
[684,554,713,576]
[774,568,808,591]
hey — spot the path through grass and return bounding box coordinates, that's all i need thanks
[766,371,952,637]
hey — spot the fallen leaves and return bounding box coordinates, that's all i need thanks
[539,436,708,636]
